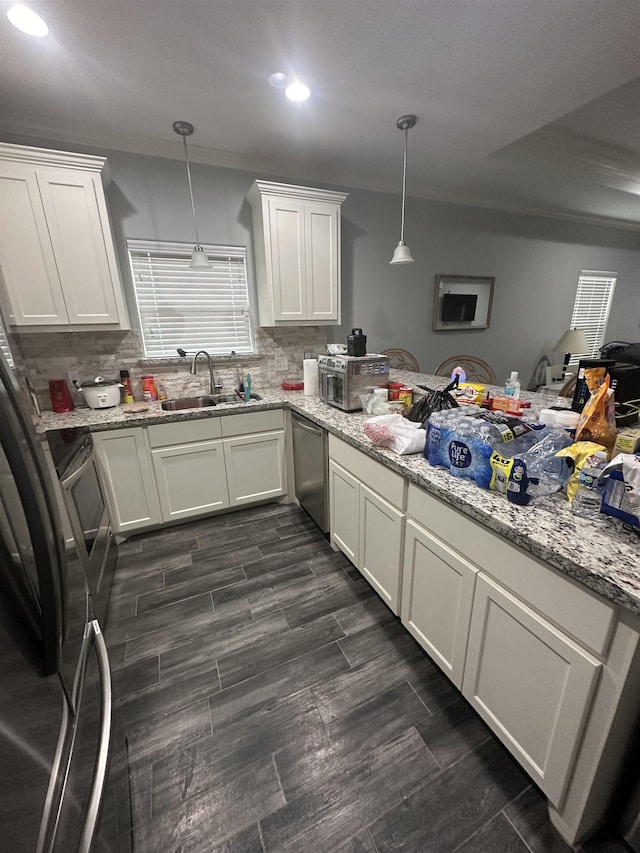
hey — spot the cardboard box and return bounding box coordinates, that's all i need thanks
[614,431,640,455]
[490,396,532,416]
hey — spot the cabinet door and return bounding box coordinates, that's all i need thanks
[152,440,229,522]
[267,197,307,321]
[462,573,601,806]
[305,201,340,322]
[37,170,121,324]
[401,519,477,688]
[92,429,160,533]
[359,484,404,614]
[223,431,286,507]
[329,460,359,565]
[0,163,69,325]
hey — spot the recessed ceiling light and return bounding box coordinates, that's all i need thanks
[7,3,49,37]
[268,72,289,89]
[285,81,311,102]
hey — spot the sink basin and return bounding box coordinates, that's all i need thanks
[161,393,262,411]
[214,393,262,404]
[161,396,218,411]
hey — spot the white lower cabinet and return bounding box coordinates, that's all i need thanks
[93,411,287,533]
[462,573,601,806]
[223,431,286,506]
[401,518,477,688]
[152,439,229,522]
[92,428,160,533]
[328,437,405,613]
[329,459,359,565]
[359,484,404,612]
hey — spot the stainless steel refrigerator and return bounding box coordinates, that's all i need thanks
[0,350,117,852]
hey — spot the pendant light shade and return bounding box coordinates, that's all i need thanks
[172,120,211,270]
[390,114,417,265]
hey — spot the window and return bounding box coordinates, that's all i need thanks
[128,240,254,359]
[568,270,617,363]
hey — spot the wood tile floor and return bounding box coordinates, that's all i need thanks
[103,503,630,853]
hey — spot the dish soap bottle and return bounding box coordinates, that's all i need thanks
[504,371,521,399]
[244,373,252,402]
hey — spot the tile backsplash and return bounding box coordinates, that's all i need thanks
[15,326,328,410]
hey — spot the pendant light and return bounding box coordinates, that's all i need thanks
[389,114,417,265]
[172,120,211,269]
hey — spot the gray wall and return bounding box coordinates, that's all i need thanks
[4,132,639,386]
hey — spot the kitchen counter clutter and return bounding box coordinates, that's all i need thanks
[38,371,640,616]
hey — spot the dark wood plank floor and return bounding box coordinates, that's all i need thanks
[103,503,629,853]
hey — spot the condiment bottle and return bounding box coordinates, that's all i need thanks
[141,374,158,401]
[120,370,134,403]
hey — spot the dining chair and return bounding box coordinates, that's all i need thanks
[381,348,420,371]
[434,355,497,385]
[558,374,577,398]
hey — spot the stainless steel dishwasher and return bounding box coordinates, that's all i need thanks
[291,412,328,533]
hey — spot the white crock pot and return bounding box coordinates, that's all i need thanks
[77,376,123,409]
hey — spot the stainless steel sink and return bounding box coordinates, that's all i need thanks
[161,392,262,411]
[161,396,218,411]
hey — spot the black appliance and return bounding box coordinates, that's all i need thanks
[571,359,640,414]
[609,363,640,406]
[570,359,616,412]
[441,293,477,323]
[347,327,367,357]
[0,351,117,852]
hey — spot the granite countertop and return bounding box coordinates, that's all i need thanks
[37,372,640,616]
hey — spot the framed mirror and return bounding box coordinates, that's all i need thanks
[433,274,495,331]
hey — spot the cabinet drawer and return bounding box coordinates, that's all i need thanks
[407,484,616,658]
[147,418,222,447]
[220,409,284,437]
[329,435,405,510]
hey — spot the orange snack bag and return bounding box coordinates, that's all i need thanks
[575,372,617,455]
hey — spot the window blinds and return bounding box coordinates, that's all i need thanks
[568,271,617,363]
[128,240,254,359]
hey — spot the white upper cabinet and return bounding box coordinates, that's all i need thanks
[0,143,129,330]
[247,180,348,326]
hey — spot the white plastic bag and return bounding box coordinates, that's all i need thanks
[364,415,426,455]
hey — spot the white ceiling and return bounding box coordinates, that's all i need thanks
[1,0,639,228]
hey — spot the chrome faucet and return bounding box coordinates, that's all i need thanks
[188,350,223,395]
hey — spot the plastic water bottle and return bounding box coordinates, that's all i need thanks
[572,462,606,519]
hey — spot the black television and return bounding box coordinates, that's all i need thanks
[441,293,477,323]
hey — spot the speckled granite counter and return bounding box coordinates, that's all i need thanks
[37,372,640,616]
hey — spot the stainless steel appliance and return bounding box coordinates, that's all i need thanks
[0,351,117,853]
[318,353,389,411]
[47,428,116,627]
[291,413,328,533]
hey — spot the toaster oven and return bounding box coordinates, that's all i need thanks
[318,354,389,411]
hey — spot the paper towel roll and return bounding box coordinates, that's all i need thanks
[303,359,319,396]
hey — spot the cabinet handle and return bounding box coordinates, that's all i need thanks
[294,418,323,436]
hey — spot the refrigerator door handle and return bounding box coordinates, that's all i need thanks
[77,619,112,853]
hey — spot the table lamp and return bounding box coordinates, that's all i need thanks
[554,328,589,378]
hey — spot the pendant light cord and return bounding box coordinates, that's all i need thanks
[180,133,201,247]
[400,126,408,243]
